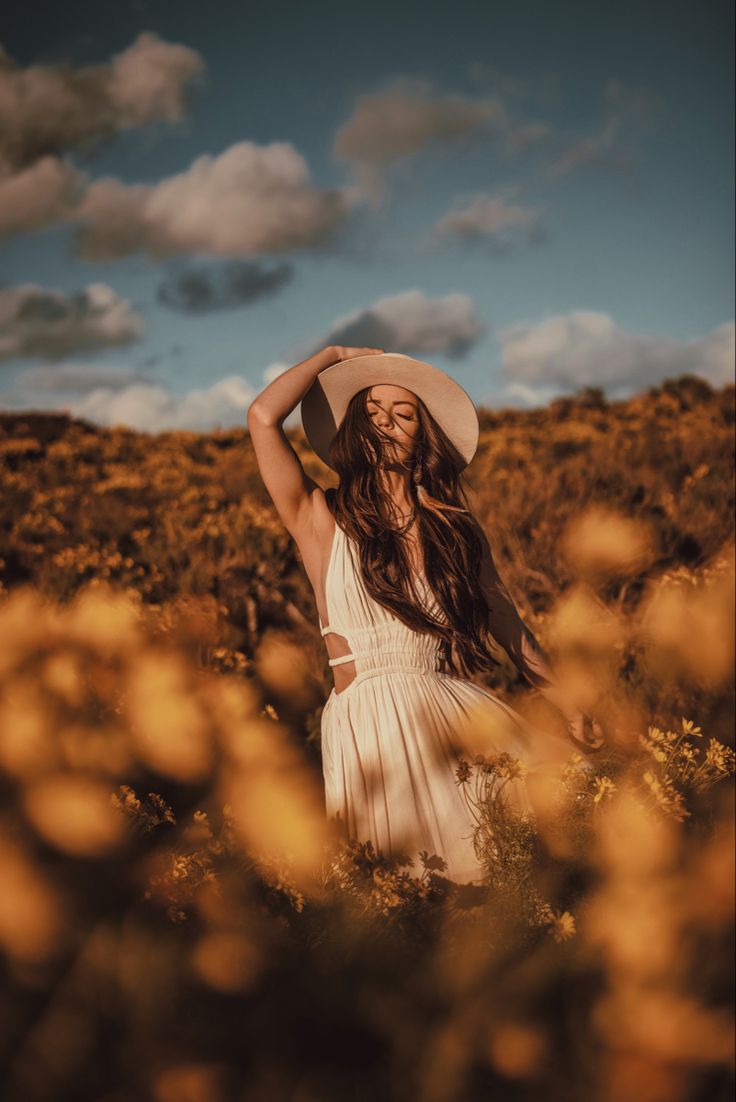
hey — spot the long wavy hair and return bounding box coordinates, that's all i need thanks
[327,385,505,678]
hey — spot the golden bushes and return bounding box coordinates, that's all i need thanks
[0,388,733,1101]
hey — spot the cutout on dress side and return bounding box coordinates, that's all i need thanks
[320,624,357,694]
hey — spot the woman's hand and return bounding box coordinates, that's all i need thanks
[331,345,386,364]
[251,344,386,418]
[563,711,606,754]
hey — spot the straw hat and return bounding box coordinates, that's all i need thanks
[300,352,479,472]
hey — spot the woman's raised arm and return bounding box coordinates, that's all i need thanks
[247,344,384,543]
[247,346,337,541]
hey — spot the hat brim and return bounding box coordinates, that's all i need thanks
[300,352,479,472]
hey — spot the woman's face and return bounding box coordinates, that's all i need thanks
[366,384,421,463]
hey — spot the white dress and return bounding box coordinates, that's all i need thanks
[318,518,568,885]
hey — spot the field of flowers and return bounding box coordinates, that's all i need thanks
[0,373,734,1102]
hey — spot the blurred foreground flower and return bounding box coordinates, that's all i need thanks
[0,572,733,1102]
[0,582,329,891]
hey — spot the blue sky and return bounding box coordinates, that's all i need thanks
[0,0,733,430]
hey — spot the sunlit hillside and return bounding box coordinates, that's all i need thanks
[1,373,734,1102]
[1,373,733,730]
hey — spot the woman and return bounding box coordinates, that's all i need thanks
[248,345,604,884]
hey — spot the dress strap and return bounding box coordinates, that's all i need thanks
[321,625,355,665]
[328,653,356,667]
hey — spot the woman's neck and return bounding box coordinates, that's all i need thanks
[378,461,414,515]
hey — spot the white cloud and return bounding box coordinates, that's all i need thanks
[262,363,289,383]
[0,370,258,429]
[333,78,507,199]
[0,282,144,361]
[65,375,259,431]
[74,141,357,260]
[13,363,149,392]
[333,77,556,201]
[0,155,83,238]
[498,311,735,395]
[105,31,206,128]
[334,78,506,166]
[313,288,486,361]
[430,190,545,250]
[0,33,204,240]
[0,33,204,171]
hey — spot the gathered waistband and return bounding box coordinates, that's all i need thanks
[327,664,457,705]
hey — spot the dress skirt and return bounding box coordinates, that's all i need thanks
[320,665,556,885]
